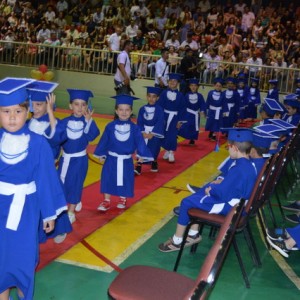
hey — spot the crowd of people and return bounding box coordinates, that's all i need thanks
[0,0,299,87]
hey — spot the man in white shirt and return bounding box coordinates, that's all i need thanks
[165,33,180,51]
[273,56,288,83]
[202,48,222,84]
[56,0,68,14]
[234,0,246,14]
[179,33,199,56]
[36,23,51,42]
[114,40,133,95]
[245,51,263,78]
[126,20,139,40]
[241,6,255,32]
[155,48,170,88]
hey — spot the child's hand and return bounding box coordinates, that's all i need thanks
[43,220,55,233]
[205,186,211,195]
[137,157,144,163]
[143,132,154,139]
[84,108,94,121]
[210,179,222,185]
[46,93,56,113]
[99,157,105,164]
[176,121,183,129]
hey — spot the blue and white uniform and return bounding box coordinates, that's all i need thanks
[222,88,240,128]
[245,86,261,119]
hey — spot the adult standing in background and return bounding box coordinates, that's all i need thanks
[155,48,170,89]
[114,40,133,95]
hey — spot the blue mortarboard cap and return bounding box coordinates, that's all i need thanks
[188,78,200,85]
[284,98,300,108]
[213,77,224,85]
[237,77,246,83]
[168,73,182,81]
[262,98,284,116]
[284,94,298,101]
[254,124,288,137]
[27,80,59,101]
[295,78,300,83]
[0,77,35,107]
[145,86,161,95]
[111,94,139,106]
[268,118,296,130]
[67,89,94,102]
[252,130,277,148]
[226,77,236,84]
[269,79,278,85]
[250,77,259,83]
[223,128,253,142]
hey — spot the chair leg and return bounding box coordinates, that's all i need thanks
[232,237,251,288]
[173,222,193,272]
[244,224,262,267]
[257,209,271,250]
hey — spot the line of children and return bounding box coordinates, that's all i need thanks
[156,73,186,163]
[135,86,164,175]
[26,81,72,244]
[0,77,68,300]
[57,89,100,224]
[94,94,153,212]
[178,78,206,145]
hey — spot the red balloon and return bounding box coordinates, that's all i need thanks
[39,64,48,74]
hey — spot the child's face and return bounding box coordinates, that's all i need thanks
[285,105,297,116]
[251,82,257,88]
[69,99,87,117]
[260,110,268,120]
[214,82,222,91]
[189,83,198,93]
[228,143,238,159]
[227,82,234,89]
[147,93,158,105]
[0,104,28,132]
[32,101,47,118]
[168,79,178,90]
[116,104,132,121]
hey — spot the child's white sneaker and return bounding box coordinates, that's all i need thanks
[117,197,127,209]
[168,152,175,163]
[163,151,169,160]
[97,200,111,211]
[75,201,82,212]
[68,212,76,224]
[54,233,67,244]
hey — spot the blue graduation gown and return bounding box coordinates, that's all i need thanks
[178,91,206,140]
[283,113,300,126]
[287,224,300,247]
[222,89,241,128]
[137,103,164,160]
[245,87,261,119]
[57,115,100,205]
[178,158,257,225]
[205,89,227,132]
[237,86,249,120]
[94,119,153,197]
[157,88,186,151]
[266,88,279,102]
[0,126,67,300]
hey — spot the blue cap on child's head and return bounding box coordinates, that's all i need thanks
[226,77,236,84]
[27,80,59,102]
[254,123,290,137]
[145,86,161,95]
[168,73,182,81]
[228,128,253,143]
[268,118,296,130]
[213,77,224,85]
[67,89,93,102]
[262,98,284,116]
[296,78,300,84]
[189,78,200,85]
[0,77,35,107]
[251,77,259,83]
[111,94,139,106]
[284,98,300,108]
[252,130,277,148]
[269,79,278,85]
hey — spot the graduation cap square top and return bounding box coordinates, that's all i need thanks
[188,78,200,85]
[268,118,296,130]
[254,124,288,137]
[145,86,161,95]
[269,79,278,85]
[252,130,277,148]
[168,73,182,81]
[222,128,253,143]
[0,77,36,106]
[111,94,140,106]
[67,89,94,102]
[27,80,59,102]
[262,98,284,116]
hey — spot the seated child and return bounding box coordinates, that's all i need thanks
[283,94,300,126]
[135,86,164,174]
[95,94,153,211]
[159,128,257,252]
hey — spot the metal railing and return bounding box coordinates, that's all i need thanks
[0,40,299,94]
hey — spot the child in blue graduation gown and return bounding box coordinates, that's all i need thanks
[205,77,227,141]
[95,94,153,212]
[266,79,279,102]
[159,129,257,252]
[27,81,72,244]
[282,95,300,126]
[178,78,206,145]
[245,77,261,119]
[236,77,249,121]
[136,86,164,174]
[0,78,67,300]
[157,73,186,163]
[222,77,241,128]
[57,89,100,224]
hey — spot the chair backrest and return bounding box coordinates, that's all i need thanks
[185,199,246,300]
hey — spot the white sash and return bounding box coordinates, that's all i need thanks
[164,109,178,131]
[108,151,131,186]
[187,108,199,131]
[209,105,221,120]
[0,181,36,231]
[143,125,154,145]
[60,150,87,183]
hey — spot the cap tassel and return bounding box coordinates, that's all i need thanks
[88,99,93,111]
[29,94,33,113]
[214,132,220,152]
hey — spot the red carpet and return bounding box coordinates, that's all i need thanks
[38,131,226,270]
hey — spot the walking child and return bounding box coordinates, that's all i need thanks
[157,73,186,163]
[57,89,100,224]
[95,94,153,212]
[266,79,279,102]
[236,77,249,121]
[178,78,206,145]
[0,77,67,300]
[135,86,164,175]
[245,77,261,120]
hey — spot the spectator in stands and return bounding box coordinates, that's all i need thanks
[165,32,180,51]
[26,34,38,65]
[179,32,199,56]
[132,29,145,51]
[217,35,234,59]
[198,0,211,18]
[82,37,94,71]
[202,47,221,84]
[273,55,288,83]
[206,6,219,28]
[154,47,169,89]
[56,0,69,14]
[179,11,195,44]
[93,7,104,28]
[241,6,255,33]
[234,0,246,14]
[65,23,80,41]
[44,5,56,25]
[36,22,51,42]
[155,10,167,38]
[126,19,139,40]
[165,0,181,19]
[245,50,263,78]
[167,45,179,73]
[163,12,178,42]
[54,12,67,38]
